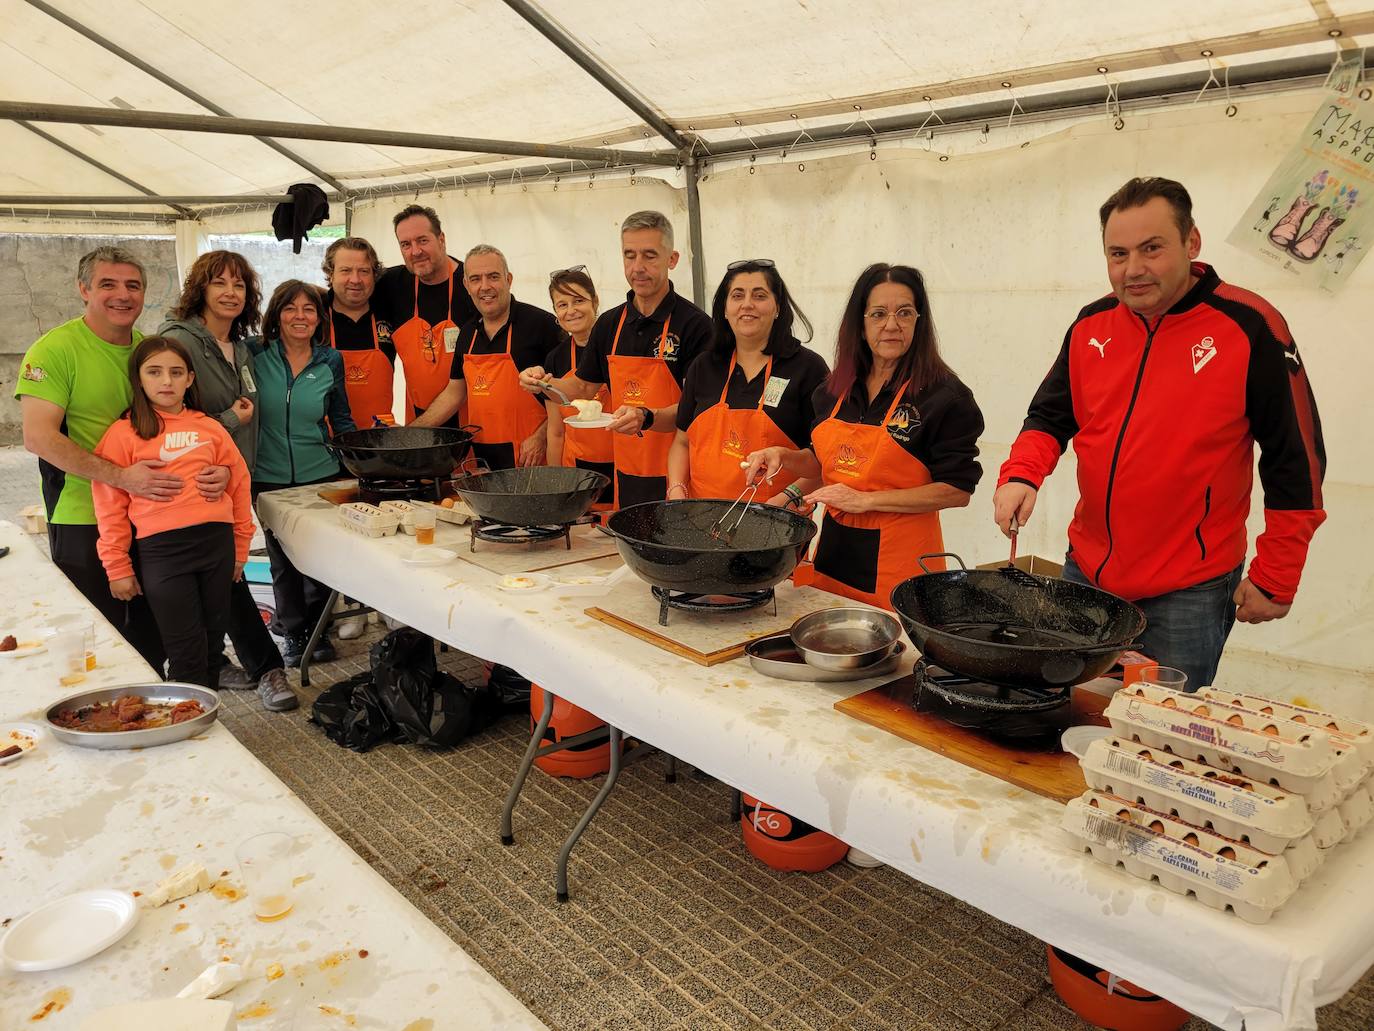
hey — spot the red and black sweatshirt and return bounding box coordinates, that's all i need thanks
[998,263,1325,605]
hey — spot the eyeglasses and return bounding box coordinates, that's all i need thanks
[864,306,921,326]
[419,326,437,363]
[550,265,587,278]
[727,258,777,271]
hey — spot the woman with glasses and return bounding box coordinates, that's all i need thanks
[667,259,828,504]
[543,266,614,507]
[743,263,984,609]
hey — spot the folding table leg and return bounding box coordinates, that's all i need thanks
[501,688,556,846]
[300,589,339,687]
[730,788,741,822]
[665,754,677,783]
[555,725,623,903]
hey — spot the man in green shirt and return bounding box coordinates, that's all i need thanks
[15,245,228,670]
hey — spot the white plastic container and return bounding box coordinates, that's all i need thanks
[1106,687,1337,794]
[378,500,418,534]
[1196,689,1374,768]
[1080,737,1313,854]
[1062,792,1299,923]
[337,502,400,538]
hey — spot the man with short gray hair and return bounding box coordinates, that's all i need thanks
[15,246,229,669]
[412,244,561,469]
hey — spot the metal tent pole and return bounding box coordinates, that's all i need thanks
[15,122,193,217]
[0,194,309,205]
[684,157,707,307]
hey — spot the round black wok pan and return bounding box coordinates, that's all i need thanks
[450,466,611,526]
[606,500,817,594]
[890,553,1145,690]
[328,426,477,480]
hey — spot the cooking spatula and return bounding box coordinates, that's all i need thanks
[1001,516,1041,589]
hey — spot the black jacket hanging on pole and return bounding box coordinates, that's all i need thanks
[271,183,330,253]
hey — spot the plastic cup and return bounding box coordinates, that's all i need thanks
[236,832,296,922]
[1139,665,1188,692]
[50,629,86,685]
[413,508,436,546]
[48,614,96,670]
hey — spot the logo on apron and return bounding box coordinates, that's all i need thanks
[472,372,493,396]
[622,378,645,404]
[833,443,869,478]
[722,429,749,460]
[346,364,369,383]
[886,404,921,442]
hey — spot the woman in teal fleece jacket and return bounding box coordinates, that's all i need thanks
[251,280,356,666]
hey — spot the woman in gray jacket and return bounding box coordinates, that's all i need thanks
[159,250,295,713]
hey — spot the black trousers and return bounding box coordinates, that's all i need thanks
[135,523,235,688]
[48,522,165,673]
[254,478,334,640]
[213,578,285,679]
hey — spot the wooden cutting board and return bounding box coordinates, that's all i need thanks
[835,677,1110,802]
[586,582,850,666]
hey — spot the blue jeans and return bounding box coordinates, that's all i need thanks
[1061,556,1243,692]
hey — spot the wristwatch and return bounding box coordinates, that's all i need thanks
[638,406,655,430]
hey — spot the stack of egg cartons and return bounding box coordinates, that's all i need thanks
[1061,685,1373,923]
[337,501,401,538]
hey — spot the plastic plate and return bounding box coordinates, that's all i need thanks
[563,414,615,429]
[0,722,43,766]
[1060,725,1113,760]
[0,889,138,971]
[401,547,458,567]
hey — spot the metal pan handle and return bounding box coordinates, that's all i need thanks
[917,552,967,574]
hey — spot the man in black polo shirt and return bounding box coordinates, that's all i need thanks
[412,245,561,470]
[518,210,713,507]
[373,204,478,422]
[323,237,396,427]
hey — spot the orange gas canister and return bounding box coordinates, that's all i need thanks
[530,685,614,779]
[738,793,848,873]
[1045,945,1189,1031]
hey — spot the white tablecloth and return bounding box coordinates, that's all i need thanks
[258,483,1374,1031]
[0,521,546,1030]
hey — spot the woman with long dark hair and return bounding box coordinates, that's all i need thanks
[252,280,355,675]
[743,263,984,608]
[158,250,291,705]
[667,259,828,502]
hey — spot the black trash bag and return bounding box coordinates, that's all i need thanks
[309,670,397,753]
[374,628,503,747]
[487,662,532,711]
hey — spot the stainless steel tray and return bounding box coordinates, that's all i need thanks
[745,635,906,682]
[45,683,219,750]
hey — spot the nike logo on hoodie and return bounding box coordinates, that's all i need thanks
[159,430,209,463]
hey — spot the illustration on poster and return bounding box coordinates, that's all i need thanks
[1267,169,1360,263]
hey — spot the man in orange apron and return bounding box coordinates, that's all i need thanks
[323,237,395,427]
[411,245,561,470]
[517,211,713,509]
[373,204,477,423]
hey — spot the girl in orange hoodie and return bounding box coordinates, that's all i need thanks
[93,336,254,688]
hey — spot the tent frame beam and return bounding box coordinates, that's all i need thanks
[15,121,193,217]
[23,0,347,194]
[0,194,313,205]
[1,206,175,224]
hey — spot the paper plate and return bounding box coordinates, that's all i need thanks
[1061,725,1113,760]
[563,414,615,429]
[0,889,138,971]
[0,629,53,659]
[401,547,458,567]
[0,722,43,766]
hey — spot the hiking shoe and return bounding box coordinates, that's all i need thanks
[845,847,884,869]
[311,637,337,663]
[281,634,306,668]
[257,668,298,712]
[215,664,258,690]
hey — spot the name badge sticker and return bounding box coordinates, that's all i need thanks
[762,376,789,407]
[442,327,460,353]
[240,365,257,394]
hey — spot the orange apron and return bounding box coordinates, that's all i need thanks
[607,306,680,510]
[463,324,547,471]
[392,269,459,423]
[329,311,394,427]
[687,353,798,499]
[794,380,945,610]
[559,339,615,509]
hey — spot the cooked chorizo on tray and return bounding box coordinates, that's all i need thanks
[51,696,206,732]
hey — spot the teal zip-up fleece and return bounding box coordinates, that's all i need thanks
[250,338,356,485]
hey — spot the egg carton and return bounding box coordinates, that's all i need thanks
[1338,785,1373,843]
[1125,683,1367,797]
[1313,807,1347,849]
[1195,689,1374,768]
[413,498,475,525]
[337,502,400,538]
[1105,688,1337,794]
[378,500,417,534]
[1080,737,1312,854]
[1062,792,1299,923]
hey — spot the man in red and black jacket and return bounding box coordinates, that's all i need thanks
[993,177,1325,690]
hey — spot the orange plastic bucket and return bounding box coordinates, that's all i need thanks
[530,685,614,779]
[738,793,848,872]
[1045,945,1189,1031]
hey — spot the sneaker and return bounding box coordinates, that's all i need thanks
[257,668,298,712]
[845,846,884,869]
[281,634,306,669]
[215,665,258,690]
[311,638,337,663]
[336,615,367,640]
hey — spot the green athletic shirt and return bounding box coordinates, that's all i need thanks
[14,317,142,524]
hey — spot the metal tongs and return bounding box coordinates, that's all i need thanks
[538,377,573,406]
[1001,516,1041,589]
[708,482,761,544]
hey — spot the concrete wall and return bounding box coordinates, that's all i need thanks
[0,232,330,444]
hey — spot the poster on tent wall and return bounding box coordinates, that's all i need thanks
[1227,55,1372,292]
